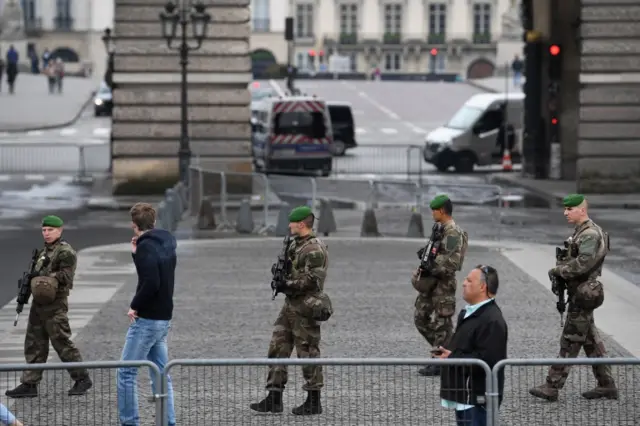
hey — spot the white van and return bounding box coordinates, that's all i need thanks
[423,92,524,173]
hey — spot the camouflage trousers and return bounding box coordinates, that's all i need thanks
[546,306,615,389]
[414,292,455,350]
[265,302,323,392]
[22,297,88,384]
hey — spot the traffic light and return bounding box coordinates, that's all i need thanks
[430,48,438,56]
[318,49,324,63]
[548,43,562,80]
[307,49,316,68]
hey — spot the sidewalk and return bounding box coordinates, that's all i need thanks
[489,172,640,209]
[0,74,98,132]
[466,76,524,93]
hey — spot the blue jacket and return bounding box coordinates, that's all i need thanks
[6,48,18,64]
[130,229,177,320]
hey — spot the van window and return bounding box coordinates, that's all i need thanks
[328,105,353,125]
[474,109,504,133]
[273,111,326,138]
[446,106,484,130]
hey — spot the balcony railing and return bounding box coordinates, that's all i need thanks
[473,32,492,44]
[427,33,445,44]
[252,18,270,32]
[24,17,43,37]
[54,16,74,31]
[383,32,402,44]
[339,33,358,44]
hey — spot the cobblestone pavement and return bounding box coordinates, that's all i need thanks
[4,239,638,425]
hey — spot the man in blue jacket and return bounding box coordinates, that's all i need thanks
[117,203,176,426]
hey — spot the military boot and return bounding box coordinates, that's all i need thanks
[582,385,618,400]
[249,391,283,413]
[68,378,93,396]
[529,384,559,402]
[292,390,322,415]
[418,365,440,377]
[5,383,38,398]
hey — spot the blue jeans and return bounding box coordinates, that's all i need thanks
[117,318,175,426]
[1,402,17,425]
[455,405,487,426]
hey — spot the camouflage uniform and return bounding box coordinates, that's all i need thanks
[412,220,467,376]
[6,239,91,398]
[530,219,618,401]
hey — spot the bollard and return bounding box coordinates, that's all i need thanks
[164,190,180,231]
[196,199,217,230]
[174,182,188,212]
[406,210,425,238]
[360,208,381,237]
[316,198,337,236]
[235,199,255,234]
[156,201,168,230]
[275,202,292,237]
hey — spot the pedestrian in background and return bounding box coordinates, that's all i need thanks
[434,265,508,426]
[0,402,23,426]
[511,55,524,87]
[118,203,176,426]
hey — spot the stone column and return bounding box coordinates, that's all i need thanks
[578,1,640,192]
[112,0,252,195]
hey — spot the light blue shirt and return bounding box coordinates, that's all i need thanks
[441,298,494,411]
[0,402,17,425]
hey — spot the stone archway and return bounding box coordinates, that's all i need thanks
[251,49,277,78]
[466,58,495,79]
[50,47,80,63]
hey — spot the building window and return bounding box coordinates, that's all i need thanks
[384,52,401,71]
[296,52,305,68]
[473,3,491,35]
[55,0,73,30]
[295,3,314,38]
[428,3,446,43]
[428,53,446,73]
[21,0,37,20]
[383,3,402,43]
[251,0,270,32]
[350,53,358,71]
[339,4,358,35]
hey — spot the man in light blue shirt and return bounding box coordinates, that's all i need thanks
[0,403,22,425]
[433,265,508,426]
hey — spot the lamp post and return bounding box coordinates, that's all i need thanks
[101,28,115,89]
[159,1,211,185]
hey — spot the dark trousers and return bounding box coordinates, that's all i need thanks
[455,405,487,426]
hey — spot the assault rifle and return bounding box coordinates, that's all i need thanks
[15,249,43,326]
[551,241,570,327]
[417,223,445,276]
[270,234,292,300]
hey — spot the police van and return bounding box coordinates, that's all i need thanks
[251,95,334,176]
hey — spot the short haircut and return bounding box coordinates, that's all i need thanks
[302,214,315,229]
[130,202,156,231]
[476,264,499,295]
[442,199,453,215]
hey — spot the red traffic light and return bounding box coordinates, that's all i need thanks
[430,48,438,56]
[308,49,315,56]
[551,117,558,125]
[318,50,324,56]
[549,44,560,56]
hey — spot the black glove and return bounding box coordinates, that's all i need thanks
[549,270,559,295]
[417,247,425,259]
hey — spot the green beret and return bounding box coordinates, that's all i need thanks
[42,215,64,228]
[288,206,313,223]
[429,194,450,210]
[563,194,585,208]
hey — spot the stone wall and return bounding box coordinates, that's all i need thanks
[578,0,640,192]
[112,0,252,194]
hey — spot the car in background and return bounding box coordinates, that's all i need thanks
[94,81,113,116]
[327,101,357,156]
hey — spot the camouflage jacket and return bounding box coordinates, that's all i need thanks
[284,233,329,298]
[554,219,608,286]
[430,219,468,277]
[35,239,77,296]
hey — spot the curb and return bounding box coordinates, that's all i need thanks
[464,79,498,93]
[1,89,97,133]
[489,175,640,210]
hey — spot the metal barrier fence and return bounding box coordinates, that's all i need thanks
[332,143,424,176]
[1,358,638,425]
[0,142,110,176]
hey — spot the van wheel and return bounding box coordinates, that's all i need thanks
[454,153,476,173]
[435,160,450,172]
[332,140,346,156]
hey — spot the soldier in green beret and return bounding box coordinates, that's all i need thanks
[411,194,468,376]
[6,215,93,399]
[530,194,618,401]
[251,205,332,416]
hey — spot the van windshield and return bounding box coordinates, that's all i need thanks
[274,111,326,138]
[328,105,353,125]
[446,106,484,130]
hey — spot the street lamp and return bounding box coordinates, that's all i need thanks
[159,1,211,185]
[101,28,115,89]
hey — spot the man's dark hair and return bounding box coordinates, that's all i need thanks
[302,214,315,229]
[130,202,156,231]
[442,199,453,216]
[476,264,499,295]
